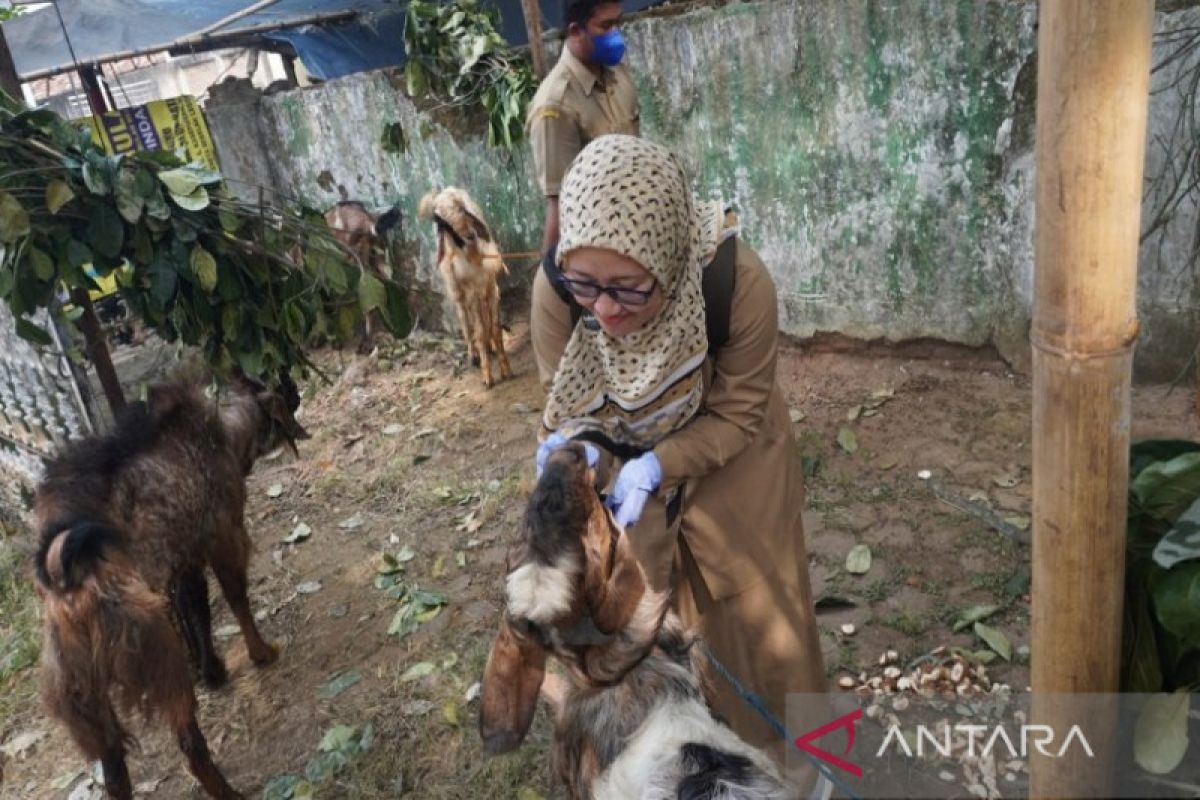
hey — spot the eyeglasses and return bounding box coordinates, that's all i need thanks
[555,276,658,307]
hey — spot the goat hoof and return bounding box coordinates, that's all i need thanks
[202,661,229,689]
[250,642,279,667]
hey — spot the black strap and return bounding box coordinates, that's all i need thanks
[541,234,738,356]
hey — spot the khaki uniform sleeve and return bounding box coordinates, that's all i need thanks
[528,104,582,197]
[653,242,778,490]
[531,266,575,392]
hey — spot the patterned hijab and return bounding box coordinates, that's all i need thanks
[542,135,727,451]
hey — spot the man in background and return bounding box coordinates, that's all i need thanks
[527,0,640,252]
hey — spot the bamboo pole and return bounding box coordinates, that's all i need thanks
[520,0,548,80]
[1030,2,1152,798]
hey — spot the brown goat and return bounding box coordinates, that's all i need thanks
[33,372,309,800]
[480,444,795,799]
[324,201,403,352]
[417,187,512,388]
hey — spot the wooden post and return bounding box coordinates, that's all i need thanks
[1030,2,1152,798]
[520,0,548,80]
[0,24,22,102]
[77,64,109,116]
[70,289,125,415]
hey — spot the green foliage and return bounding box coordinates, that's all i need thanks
[403,0,537,148]
[0,98,411,384]
[1122,440,1200,692]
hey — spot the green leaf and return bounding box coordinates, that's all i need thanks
[315,670,363,699]
[836,427,858,454]
[953,604,1003,632]
[261,774,305,800]
[1152,561,1200,646]
[86,205,125,259]
[82,160,112,195]
[45,179,75,214]
[1131,439,1200,480]
[169,186,210,211]
[14,317,52,346]
[65,239,92,269]
[190,244,218,292]
[973,622,1012,661]
[357,271,386,312]
[112,169,144,224]
[1133,692,1190,775]
[844,544,871,575]
[27,246,55,281]
[157,167,203,197]
[304,750,347,784]
[319,724,357,753]
[406,60,428,96]
[1153,494,1200,569]
[1132,452,1200,523]
[0,192,30,243]
[399,661,436,682]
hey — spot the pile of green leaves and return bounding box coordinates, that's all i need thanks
[403,0,537,147]
[0,95,410,383]
[1121,439,1200,693]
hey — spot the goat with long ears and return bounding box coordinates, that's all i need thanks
[33,370,308,800]
[480,443,796,799]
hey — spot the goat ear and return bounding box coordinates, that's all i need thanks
[479,616,546,756]
[582,516,646,635]
[257,391,311,453]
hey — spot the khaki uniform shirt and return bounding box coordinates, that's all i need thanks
[526,47,641,196]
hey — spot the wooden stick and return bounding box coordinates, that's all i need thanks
[1029,2,1152,798]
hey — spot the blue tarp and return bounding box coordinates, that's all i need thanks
[3,0,664,82]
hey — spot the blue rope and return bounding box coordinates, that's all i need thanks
[700,643,864,800]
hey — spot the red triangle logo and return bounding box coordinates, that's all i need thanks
[793,708,864,777]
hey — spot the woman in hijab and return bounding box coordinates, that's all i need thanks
[530,135,828,789]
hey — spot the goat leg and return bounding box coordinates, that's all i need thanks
[174,569,227,688]
[99,748,133,800]
[176,716,243,800]
[488,288,512,381]
[211,533,277,666]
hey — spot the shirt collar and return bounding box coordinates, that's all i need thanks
[561,46,606,96]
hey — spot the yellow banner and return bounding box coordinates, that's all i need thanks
[86,96,219,170]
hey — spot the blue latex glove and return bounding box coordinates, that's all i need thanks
[536,432,599,477]
[606,452,662,528]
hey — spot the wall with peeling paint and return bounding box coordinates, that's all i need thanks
[205,0,1200,378]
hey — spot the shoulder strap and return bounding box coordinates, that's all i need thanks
[541,244,585,330]
[540,235,738,355]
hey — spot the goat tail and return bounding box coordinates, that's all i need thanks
[36,522,193,759]
[417,190,439,221]
[35,521,122,594]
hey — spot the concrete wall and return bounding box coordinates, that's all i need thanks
[204,0,1200,378]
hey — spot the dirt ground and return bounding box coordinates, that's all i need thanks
[1,321,1197,800]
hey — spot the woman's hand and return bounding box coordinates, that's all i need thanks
[535,432,599,477]
[606,452,662,528]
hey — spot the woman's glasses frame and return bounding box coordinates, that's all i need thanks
[554,275,658,308]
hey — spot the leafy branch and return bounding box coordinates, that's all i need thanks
[0,94,410,409]
[402,0,537,148]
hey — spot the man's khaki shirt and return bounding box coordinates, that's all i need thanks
[526,47,640,196]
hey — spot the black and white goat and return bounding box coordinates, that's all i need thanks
[480,443,797,799]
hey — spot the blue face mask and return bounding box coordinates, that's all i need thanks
[589,29,626,67]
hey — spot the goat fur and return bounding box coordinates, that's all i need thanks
[33,372,307,800]
[418,187,512,387]
[480,444,795,799]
